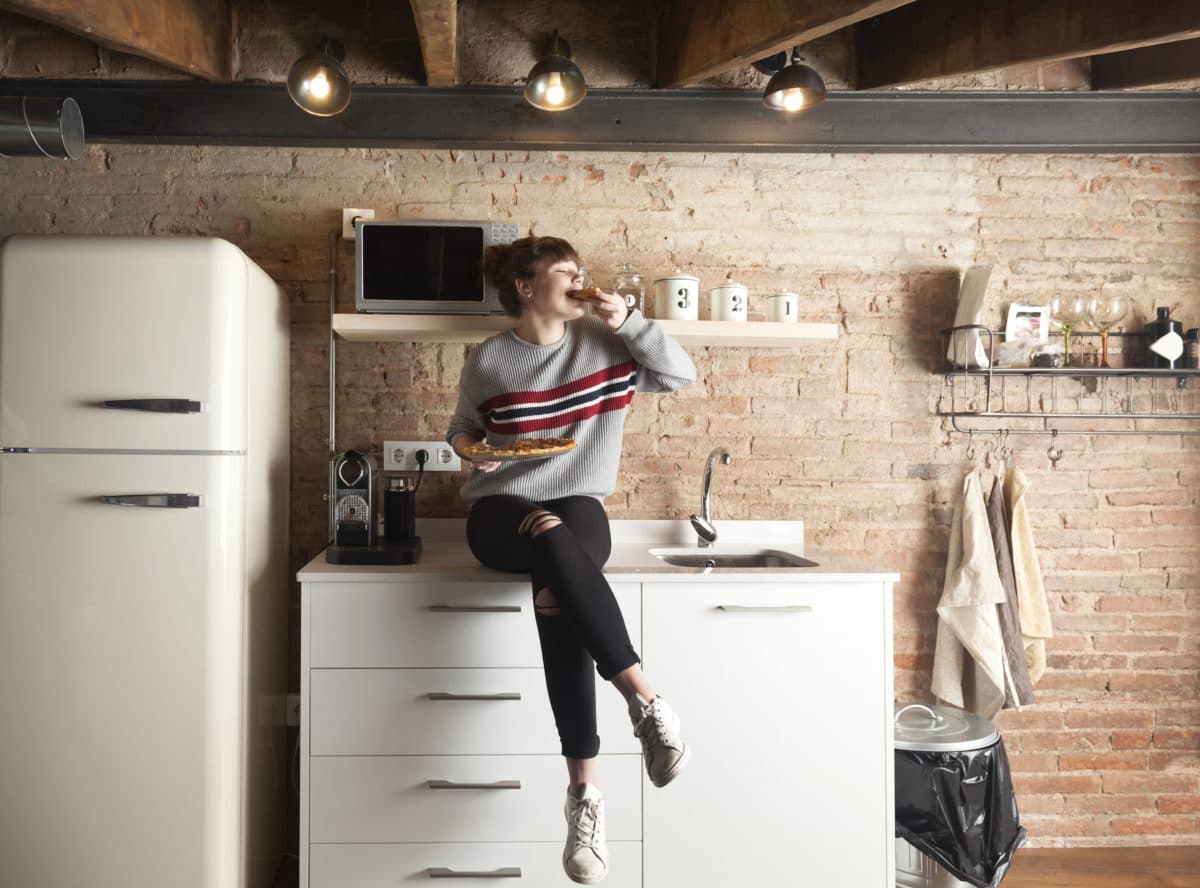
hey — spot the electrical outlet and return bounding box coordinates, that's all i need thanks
[286,693,301,728]
[342,207,375,239]
[384,440,462,472]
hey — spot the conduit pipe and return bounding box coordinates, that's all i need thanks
[0,96,84,159]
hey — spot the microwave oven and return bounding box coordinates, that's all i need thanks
[355,220,519,314]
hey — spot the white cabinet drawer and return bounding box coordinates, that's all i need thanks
[309,582,641,668]
[310,668,639,755]
[641,581,893,888]
[310,754,642,844]
[310,842,642,888]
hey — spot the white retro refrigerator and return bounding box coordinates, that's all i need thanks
[0,236,290,888]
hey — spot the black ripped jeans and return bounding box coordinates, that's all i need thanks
[467,494,641,760]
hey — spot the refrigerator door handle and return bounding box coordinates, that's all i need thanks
[100,494,204,509]
[101,399,205,414]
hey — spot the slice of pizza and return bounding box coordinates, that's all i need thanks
[461,437,577,461]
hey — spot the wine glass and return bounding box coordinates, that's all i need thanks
[1087,294,1130,369]
[1049,296,1089,367]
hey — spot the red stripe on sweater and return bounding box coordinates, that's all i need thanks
[486,391,635,435]
[479,360,637,413]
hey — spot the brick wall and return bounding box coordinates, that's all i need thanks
[2,144,1197,847]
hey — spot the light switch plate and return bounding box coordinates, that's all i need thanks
[343,207,375,239]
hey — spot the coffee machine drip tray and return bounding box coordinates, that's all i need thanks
[326,537,422,565]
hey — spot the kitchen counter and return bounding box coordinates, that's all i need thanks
[298,518,898,584]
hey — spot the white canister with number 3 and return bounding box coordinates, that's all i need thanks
[653,270,700,321]
[710,276,748,322]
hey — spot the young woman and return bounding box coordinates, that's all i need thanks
[446,236,696,884]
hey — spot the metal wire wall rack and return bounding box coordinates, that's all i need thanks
[936,325,1200,441]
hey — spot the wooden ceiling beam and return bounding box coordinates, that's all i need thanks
[856,0,1200,90]
[408,0,457,86]
[0,0,232,81]
[656,0,915,89]
[1091,38,1200,89]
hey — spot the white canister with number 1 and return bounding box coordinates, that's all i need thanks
[767,292,799,323]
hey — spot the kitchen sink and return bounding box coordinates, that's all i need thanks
[650,548,818,569]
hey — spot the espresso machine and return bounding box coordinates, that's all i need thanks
[326,449,422,564]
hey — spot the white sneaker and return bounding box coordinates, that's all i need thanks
[563,783,608,884]
[628,694,690,787]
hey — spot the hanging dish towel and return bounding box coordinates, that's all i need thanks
[988,473,1036,707]
[933,469,1009,719]
[1005,466,1053,684]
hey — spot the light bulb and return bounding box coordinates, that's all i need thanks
[545,74,566,107]
[308,72,331,100]
[783,89,804,112]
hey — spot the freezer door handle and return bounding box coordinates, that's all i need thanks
[101,399,205,414]
[100,494,204,509]
[428,867,522,879]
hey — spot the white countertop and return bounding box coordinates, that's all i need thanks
[298,519,899,584]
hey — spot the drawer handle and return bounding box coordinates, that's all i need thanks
[429,604,522,613]
[429,867,522,879]
[427,779,521,791]
[716,604,814,613]
[428,692,522,702]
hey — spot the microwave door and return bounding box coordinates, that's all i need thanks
[355,222,500,315]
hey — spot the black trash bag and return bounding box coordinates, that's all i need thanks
[895,738,1026,888]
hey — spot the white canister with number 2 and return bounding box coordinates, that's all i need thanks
[710,276,749,322]
[766,292,799,323]
[653,270,700,321]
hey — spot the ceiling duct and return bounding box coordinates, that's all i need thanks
[0,96,84,159]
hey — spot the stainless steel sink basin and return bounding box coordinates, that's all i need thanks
[651,549,818,569]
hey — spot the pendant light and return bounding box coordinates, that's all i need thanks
[287,39,352,117]
[524,32,587,112]
[761,48,826,113]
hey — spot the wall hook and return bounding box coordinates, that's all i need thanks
[1047,429,1064,466]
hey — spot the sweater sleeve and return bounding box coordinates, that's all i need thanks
[446,351,487,446]
[614,309,697,393]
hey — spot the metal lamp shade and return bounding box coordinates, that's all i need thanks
[287,46,351,117]
[524,56,587,111]
[763,63,827,113]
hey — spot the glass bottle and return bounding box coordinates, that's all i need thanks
[1144,306,1184,369]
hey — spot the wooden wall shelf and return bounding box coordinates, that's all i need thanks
[332,314,839,348]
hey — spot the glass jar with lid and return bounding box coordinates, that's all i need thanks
[611,264,647,315]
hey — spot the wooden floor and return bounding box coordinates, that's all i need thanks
[1004,847,1200,888]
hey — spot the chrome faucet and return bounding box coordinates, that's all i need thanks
[690,447,731,548]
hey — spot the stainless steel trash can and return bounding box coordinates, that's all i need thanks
[894,703,1001,888]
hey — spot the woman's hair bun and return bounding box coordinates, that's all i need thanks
[482,243,513,288]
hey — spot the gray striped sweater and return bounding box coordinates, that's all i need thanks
[446,310,696,502]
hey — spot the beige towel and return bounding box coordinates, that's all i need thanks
[933,470,1008,719]
[988,473,1036,707]
[1005,466,1053,684]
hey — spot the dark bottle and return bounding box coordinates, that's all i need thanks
[1144,306,1184,369]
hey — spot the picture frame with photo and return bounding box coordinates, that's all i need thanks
[1001,303,1050,366]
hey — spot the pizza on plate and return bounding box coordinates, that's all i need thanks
[460,437,577,461]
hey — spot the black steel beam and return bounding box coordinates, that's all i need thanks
[2,79,1199,153]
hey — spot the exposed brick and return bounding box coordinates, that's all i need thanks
[1061,753,1148,771]
[1112,815,1197,835]
[1,134,1197,850]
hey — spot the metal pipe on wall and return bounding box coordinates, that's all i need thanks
[0,96,84,159]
